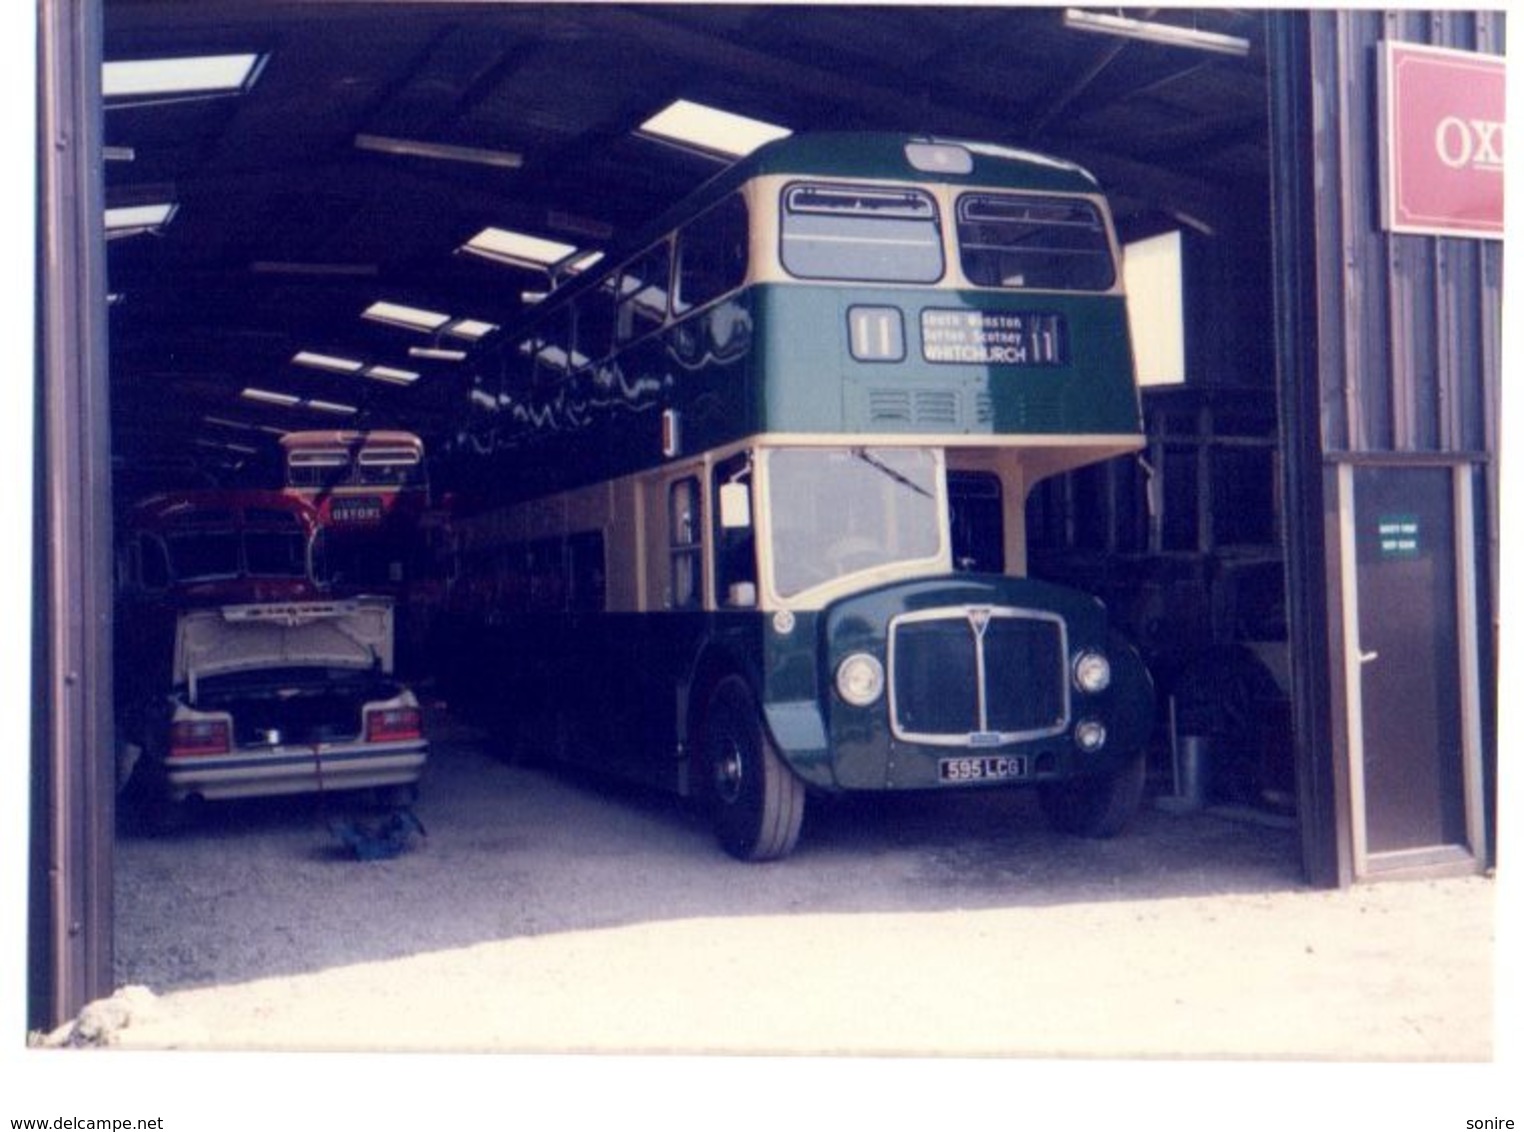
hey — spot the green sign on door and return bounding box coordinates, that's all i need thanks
[1377,514,1420,558]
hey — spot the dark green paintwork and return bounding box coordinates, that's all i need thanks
[447,280,1139,508]
[436,133,1155,812]
[797,573,1152,792]
[439,131,1140,509]
[461,571,1154,798]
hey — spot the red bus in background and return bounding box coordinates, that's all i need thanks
[280,429,443,673]
[113,489,429,822]
[118,488,326,607]
[280,429,429,592]
[280,429,429,528]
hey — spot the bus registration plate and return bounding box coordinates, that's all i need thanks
[331,497,384,524]
[939,755,1027,783]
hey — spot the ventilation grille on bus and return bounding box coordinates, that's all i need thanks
[865,388,962,429]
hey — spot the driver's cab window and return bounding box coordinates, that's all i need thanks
[713,454,756,608]
[948,471,1004,573]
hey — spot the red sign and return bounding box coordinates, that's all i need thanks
[1381,41,1504,239]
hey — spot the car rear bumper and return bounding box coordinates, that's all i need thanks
[164,739,428,801]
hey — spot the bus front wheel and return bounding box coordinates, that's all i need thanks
[1038,751,1146,838]
[699,677,805,861]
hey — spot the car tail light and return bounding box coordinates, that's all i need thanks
[170,719,231,758]
[366,706,422,743]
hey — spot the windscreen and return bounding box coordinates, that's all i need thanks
[766,447,944,597]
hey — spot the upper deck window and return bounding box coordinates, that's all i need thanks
[956,194,1116,291]
[675,194,749,314]
[612,244,672,345]
[357,447,423,487]
[287,450,350,489]
[780,183,943,284]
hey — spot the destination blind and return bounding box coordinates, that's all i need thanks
[921,309,1066,366]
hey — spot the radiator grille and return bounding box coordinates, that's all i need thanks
[889,606,1068,746]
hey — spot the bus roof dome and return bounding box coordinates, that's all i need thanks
[739,132,1101,193]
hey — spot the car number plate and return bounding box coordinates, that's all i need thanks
[938,755,1027,783]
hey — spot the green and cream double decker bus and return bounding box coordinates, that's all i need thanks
[438,133,1155,860]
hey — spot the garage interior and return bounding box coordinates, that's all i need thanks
[32,2,1501,1035]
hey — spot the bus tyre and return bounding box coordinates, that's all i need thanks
[699,677,805,862]
[1038,751,1146,839]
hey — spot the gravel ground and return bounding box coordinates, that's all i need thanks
[97,707,1494,1056]
[33,706,1502,1128]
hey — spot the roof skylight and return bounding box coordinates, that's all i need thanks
[105,202,178,236]
[362,301,452,333]
[307,399,359,416]
[364,365,421,386]
[445,318,497,340]
[241,388,357,416]
[240,387,302,407]
[362,301,497,342]
[103,53,264,100]
[637,99,790,160]
[461,227,580,271]
[409,346,469,362]
[292,351,364,375]
[203,415,288,437]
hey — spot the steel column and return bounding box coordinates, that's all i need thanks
[32,0,115,1031]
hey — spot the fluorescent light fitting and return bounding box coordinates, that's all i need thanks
[292,350,364,374]
[241,387,302,407]
[104,145,136,162]
[462,227,579,270]
[205,415,288,438]
[250,261,379,277]
[355,133,524,169]
[195,437,259,455]
[547,210,615,241]
[409,346,469,362]
[364,365,421,385]
[105,202,177,231]
[104,53,264,99]
[363,301,451,333]
[638,99,791,159]
[203,415,262,432]
[1061,9,1250,57]
[306,399,359,416]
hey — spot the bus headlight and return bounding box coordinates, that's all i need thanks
[1074,719,1107,752]
[835,653,886,707]
[1072,650,1112,694]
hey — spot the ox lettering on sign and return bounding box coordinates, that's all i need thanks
[1380,41,1505,240]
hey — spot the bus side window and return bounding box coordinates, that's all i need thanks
[528,538,567,612]
[615,244,671,346]
[675,194,749,314]
[570,295,612,374]
[669,477,702,610]
[567,530,607,612]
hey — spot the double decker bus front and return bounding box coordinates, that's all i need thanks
[722,445,1152,804]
